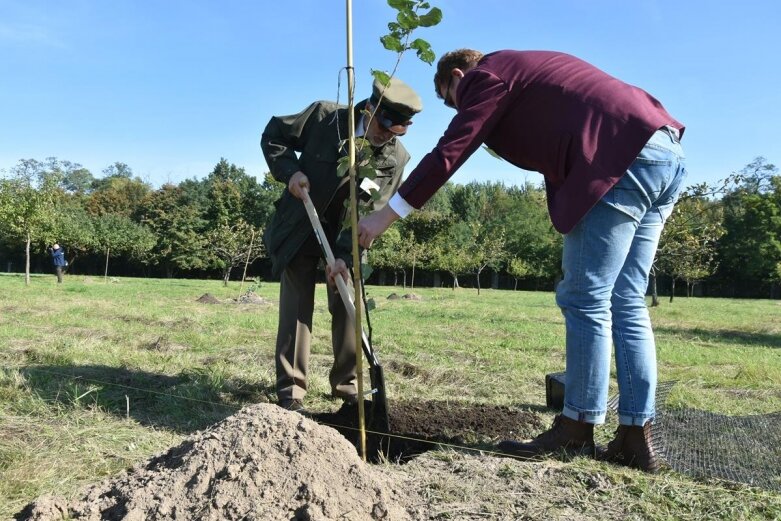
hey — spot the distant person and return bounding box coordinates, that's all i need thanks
[49,243,67,283]
[261,77,422,412]
[357,49,687,472]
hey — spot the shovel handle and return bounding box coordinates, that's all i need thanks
[300,191,377,364]
[301,191,355,316]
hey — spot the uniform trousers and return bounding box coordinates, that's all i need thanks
[275,249,357,401]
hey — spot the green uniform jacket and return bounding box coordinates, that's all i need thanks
[261,99,410,278]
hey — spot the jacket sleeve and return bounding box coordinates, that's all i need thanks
[260,101,322,185]
[398,69,511,208]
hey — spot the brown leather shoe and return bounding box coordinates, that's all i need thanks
[498,414,595,459]
[598,422,661,473]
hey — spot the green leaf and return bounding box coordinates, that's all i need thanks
[370,190,383,201]
[365,297,377,311]
[336,156,351,178]
[361,263,374,280]
[380,34,404,52]
[410,39,435,64]
[387,0,412,10]
[358,164,377,180]
[371,70,391,87]
[418,7,442,27]
[396,11,418,30]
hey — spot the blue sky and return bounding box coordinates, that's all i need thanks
[1,0,779,190]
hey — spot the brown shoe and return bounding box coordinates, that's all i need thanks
[498,414,595,459]
[598,422,661,473]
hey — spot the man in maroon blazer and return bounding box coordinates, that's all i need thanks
[358,49,687,473]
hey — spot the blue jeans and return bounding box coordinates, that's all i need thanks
[556,128,687,426]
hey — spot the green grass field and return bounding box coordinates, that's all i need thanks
[1,273,780,519]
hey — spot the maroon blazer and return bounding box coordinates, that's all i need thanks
[397,50,685,233]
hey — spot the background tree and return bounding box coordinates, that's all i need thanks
[657,193,726,301]
[431,221,475,289]
[499,184,562,288]
[718,166,781,298]
[367,225,404,286]
[507,257,533,290]
[51,201,98,270]
[140,184,209,277]
[0,159,63,285]
[93,213,156,281]
[206,220,265,286]
[469,223,505,295]
[86,165,152,218]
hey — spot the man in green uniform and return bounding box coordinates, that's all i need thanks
[261,77,422,411]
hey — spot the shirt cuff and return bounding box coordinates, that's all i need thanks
[388,192,415,219]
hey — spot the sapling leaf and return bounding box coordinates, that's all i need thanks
[418,7,442,27]
[387,0,413,10]
[411,39,435,64]
[358,164,377,179]
[336,156,351,177]
[397,11,417,30]
[380,35,404,52]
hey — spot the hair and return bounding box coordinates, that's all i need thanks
[434,48,484,97]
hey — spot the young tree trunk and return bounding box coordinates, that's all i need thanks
[476,268,482,296]
[402,269,407,289]
[452,274,459,290]
[669,278,676,303]
[104,247,110,283]
[393,270,398,286]
[411,261,416,289]
[650,271,659,307]
[223,267,232,287]
[514,278,518,291]
[25,233,31,286]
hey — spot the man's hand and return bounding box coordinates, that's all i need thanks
[288,171,310,200]
[358,205,400,249]
[326,258,350,285]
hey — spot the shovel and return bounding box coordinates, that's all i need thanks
[300,191,390,434]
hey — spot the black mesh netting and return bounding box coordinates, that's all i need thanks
[609,382,781,491]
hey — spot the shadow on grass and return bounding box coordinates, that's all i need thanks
[655,326,781,349]
[20,364,276,434]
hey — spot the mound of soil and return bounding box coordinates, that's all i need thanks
[17,404,412,521]
[314,400,544,462]
[402,294,422,301]
[233,293,272,305]
[387,293,401,300]
[196,293,221,304]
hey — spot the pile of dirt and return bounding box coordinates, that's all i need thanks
[233,293,272,305]
[17,404,414,521]
[196,293,221,304]
[402,294,422,301]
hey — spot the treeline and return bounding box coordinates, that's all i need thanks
[1,156,779,298]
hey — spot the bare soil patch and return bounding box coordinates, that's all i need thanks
[313,399,543,462]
